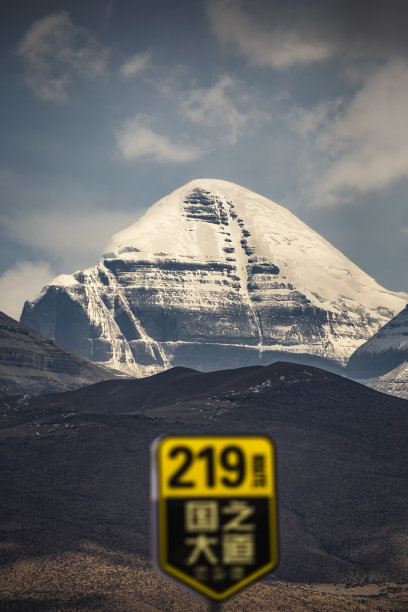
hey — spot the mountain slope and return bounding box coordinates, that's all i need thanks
[369,360,408,399]
[0,311,119,397]
[346,304,408,378]
[1,362,407,588]
[21,179,407,376]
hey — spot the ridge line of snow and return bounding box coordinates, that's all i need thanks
[85,268,141,375]
[102,262,171,371]
[222,197,263,352]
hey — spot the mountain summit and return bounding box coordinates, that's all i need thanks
[21,179,406,375]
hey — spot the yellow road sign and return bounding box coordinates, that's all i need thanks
[151,435,278,602]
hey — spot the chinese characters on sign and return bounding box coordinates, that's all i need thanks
[185,499,255,569]
[152,435,278,602]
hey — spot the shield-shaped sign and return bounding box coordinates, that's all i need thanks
[151,435,278,602]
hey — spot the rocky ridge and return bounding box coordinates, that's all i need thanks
[369,360,408,399]
[346,304,408,378]
[0,311,118,397]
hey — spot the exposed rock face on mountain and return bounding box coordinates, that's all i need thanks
[0,311,118,397]
[370,360,408,399]
[346,304,408,378]
[21,179,407,376]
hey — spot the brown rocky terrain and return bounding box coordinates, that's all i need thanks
[3,546,406,611]
[0,312,120,397]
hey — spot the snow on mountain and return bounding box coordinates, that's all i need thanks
[369,360,408,400]
[21,179,407,376]
[346,304,408,378]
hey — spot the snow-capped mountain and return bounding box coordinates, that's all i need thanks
[369,361,408,400]
[346,304,408,378]
[21,179,407,376]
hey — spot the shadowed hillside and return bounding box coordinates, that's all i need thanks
[0,311,120,397]
[1,362,407,610]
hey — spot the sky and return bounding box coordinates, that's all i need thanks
[1,0,408,319]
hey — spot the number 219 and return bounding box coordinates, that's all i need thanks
[168,445,245,488]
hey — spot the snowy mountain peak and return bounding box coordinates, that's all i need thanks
[102,178,403,316]
[103,178,289,260]
[22,180,407,376]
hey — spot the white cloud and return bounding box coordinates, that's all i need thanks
[3,210,137,268]
[206,0,333,69]
[16,11,109,102]
[313,61,408,205]
[182,75,251,144]
[116,115,204,163]
[120,51,151,78]
[0,261,55,320]
[286,60,408,206]
[287,98,343,138]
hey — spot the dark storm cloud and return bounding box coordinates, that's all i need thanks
[315,0,408,59]
[206,0,408,68]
